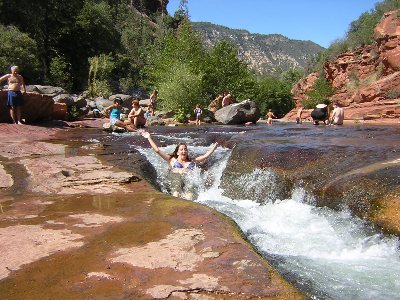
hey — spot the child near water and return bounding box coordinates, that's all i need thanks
[266,109,277,125]
[194,104,202,126]
[103,97,136,132]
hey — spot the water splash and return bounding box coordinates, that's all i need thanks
[135,135,400,300]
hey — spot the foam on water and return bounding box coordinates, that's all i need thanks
[136,135,400,300]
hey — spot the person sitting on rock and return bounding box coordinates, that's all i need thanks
[330,102,344,125]
[128,99,146,129]
[222,92,232,107]
[311,103,329,125]
[140,130,219,200]
[103,97,136,132]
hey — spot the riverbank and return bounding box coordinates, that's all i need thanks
[0,121,305,299]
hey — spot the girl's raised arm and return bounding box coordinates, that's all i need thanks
[141,131,171,161]
[193,142,218,164]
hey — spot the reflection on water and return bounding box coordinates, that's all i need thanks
[91,195,117,210]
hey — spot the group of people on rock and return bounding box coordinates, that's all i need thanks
[295,102,344,126]
[0,65,345,129]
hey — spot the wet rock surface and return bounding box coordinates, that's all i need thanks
[220,123,400,235]
[0,122,305,299]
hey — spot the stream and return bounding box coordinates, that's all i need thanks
[91,124,400,300]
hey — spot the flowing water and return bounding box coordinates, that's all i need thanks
[100,126,400,299]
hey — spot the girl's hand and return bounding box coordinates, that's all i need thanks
[140,130,150,139]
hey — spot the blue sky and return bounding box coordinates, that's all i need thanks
[167,0,381,48]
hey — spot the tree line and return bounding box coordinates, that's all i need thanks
[0,0,305,118]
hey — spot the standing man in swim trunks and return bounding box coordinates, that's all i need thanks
[0,66,26,124]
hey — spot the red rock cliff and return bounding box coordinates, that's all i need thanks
[286,10,400,122]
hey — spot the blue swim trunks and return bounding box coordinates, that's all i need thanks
[7,90,24,107]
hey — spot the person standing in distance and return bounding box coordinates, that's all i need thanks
[0,66,26,124]
[149,90,158,116]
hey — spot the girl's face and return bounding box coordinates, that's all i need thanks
[177,145,188,158]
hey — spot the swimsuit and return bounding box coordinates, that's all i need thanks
[172,160,195,170]
[109,108,121,125]
[8,76,19,84]
[168,161,196,197]
[194,108,202,118]
[7,90,23,107]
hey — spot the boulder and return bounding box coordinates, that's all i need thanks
[109,94,133,109]
[214,99,260,125]
[102,122,127,133]
[140,98,151,107]
[74,97,88,109]
[52,103,68,121]
[286,9,400,123]
[0,90,56,123]
[31,85,66,96]
[95,97,113,111]
[146,116,165,126]
[53,94,74,107]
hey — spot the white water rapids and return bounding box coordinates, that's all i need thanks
[134,134,400,300]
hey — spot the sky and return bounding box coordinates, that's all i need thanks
[167,0,382,48]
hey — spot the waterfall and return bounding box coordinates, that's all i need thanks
[135,134,400,300]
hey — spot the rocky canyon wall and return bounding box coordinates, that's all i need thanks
[285,10,400,123]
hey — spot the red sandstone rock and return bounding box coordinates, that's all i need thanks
[0,90,60,123]
[374,11,400,39]
[287,10,400,123]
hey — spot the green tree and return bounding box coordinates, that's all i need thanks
[88,54,115,98]
[158,61,203,117]
[72,0,120,90]
[147,19,206,92]
[49,55,73,91]
[0,24,41,82]
[0,0,82,83]
[279,69,304,89]
[347,12,380,49]
[304,77,334,108]
[202,40,256,100]
[115,5,156,93]
[254,76,294,117]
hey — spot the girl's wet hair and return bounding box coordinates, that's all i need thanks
[114,97,123,104]
[170,143,190,160]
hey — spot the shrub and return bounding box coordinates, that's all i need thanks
[88,54,115,97]
[0,25,41,82]
[174,106,186,123]
[158,62,203,115]
[49,55,72,91]
[254,75,294,117]
[304,77,334,108]
[386,88,400,99]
